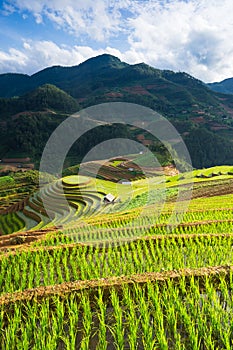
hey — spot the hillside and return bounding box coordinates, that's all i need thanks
[0,166,233,348]
[208,77,233,95]
[0,84,79,118]
[0,54,230,117]
[1,54,233,168]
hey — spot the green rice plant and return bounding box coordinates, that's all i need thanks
[0,233,233,295]
[0,271,233,348]
[160,281,185,350]
[61,295,80,350]
[137,286,157,350]
[0,176,15,189]
[96,289,108,350]
[3,304,22,350]
[110,289,125,350]
[80,293,93,350]
[147,283,168,350]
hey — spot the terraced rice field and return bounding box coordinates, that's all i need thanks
[0,166,233,348]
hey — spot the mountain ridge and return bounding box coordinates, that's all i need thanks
[0,54,127,98]
[1,54,233,169]
[208,77,233,95]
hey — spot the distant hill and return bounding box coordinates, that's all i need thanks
[0,54,128,98]
[21,84,79,112]
[208,78,233,95]
[0,84,79,119]
[1,54,233,123]
[0,54,232,116]
[1,54,233,169]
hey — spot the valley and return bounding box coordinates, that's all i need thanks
[1,54,233,349]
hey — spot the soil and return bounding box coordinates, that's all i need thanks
[0,226,61,251]
[0,163,34,173]
[191,180,233,198]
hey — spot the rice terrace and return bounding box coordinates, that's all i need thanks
[1,49,233,349]
[0,155,233,349]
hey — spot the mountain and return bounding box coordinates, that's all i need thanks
[1,54,233,169]
[0,54,128,98]
[208,78,233,95]
[1,54,232,119]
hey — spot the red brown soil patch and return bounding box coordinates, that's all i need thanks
[11,111,34,120]
[210,125,229,131]
[0,196,29,215]
[105,92,123,98]
[136,134,145,141]
[163,165,179,176]
[146,84,160,89]
[124,85,151,95]
[141,139,153,146]
[0,226,61,251]
[2,157,30,163]
[191,116,205,124]
[0,163,34,173]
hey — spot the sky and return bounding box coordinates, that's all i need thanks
[0,0,233,83]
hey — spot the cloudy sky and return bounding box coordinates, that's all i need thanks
[0,0,233,82]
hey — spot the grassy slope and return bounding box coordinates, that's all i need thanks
[1,165,233,235]
[0,166,233,348]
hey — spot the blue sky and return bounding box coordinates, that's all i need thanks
[0,0,233,82]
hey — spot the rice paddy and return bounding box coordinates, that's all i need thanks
[0,165,233,349]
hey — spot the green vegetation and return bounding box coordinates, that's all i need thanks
[1,165,233,235]
[0,176,15,189]
[22,84,79,112]
[1,54,233,168]
[0,170,55,217]
[208,77,233,94]
[1,273,232,350]
[1,227,233,292]
[0,212,25,234]
[2,54,233,348]
[185,128,233,168]
[0,159,233,347]
[0,172,233,350]
[0,84,79,118]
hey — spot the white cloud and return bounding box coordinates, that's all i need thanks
[3,0,126,42]
[0,40,123,75]
[34,12,43,24]
[0,48,28,73]
[2,0,233,81]
[125,0,233,82]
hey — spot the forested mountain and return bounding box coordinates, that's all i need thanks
[208,78,233,95]
[0,54,229,113]
[1,54,233,169]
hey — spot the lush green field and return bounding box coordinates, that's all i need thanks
[1,165,232,235]
[1,272,232,350]
[0,166,233,349]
